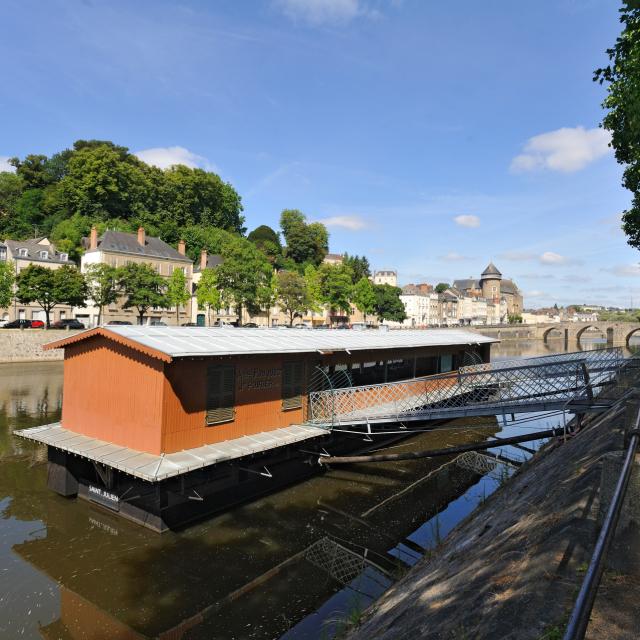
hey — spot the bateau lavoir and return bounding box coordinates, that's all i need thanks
[16,326,496,532]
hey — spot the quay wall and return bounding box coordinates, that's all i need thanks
[467,324,538,341]
[0,330,80,363]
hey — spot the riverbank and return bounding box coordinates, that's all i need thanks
[346,368,640,639]
[0,329,78,362]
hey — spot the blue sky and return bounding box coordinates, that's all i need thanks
[0,0,636,308]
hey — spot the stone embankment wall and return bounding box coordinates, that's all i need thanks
[468,324,538,340]
[0,330,80,363]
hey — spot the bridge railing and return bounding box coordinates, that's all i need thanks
[307,348,623,426]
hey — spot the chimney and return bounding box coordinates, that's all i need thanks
[200,249,208,271]
[137,227,146,247]
[89,226,98,251]
[178,239,186,255]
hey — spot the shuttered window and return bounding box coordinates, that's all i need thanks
[282,361,305,410]
[205,365,235,425]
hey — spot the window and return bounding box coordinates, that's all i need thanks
[282,361,305,410]
[205,365,235,425]
[0,247,6,260]
[60,253,68,262]
[18,248,28,257]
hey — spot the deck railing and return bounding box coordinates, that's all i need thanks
[307,348,624,427]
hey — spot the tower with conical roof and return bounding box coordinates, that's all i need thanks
[480,262,502,303]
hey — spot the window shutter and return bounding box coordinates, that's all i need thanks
[282,361,305,410]
[206,365,235,425]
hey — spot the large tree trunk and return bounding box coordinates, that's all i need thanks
[45,307,51,329]
[97,305,103,327]
[176,304,180,326]
[138,309,145,325]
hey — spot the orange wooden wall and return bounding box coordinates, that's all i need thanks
[61,337,165,454]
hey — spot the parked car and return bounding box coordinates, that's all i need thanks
[181,322,198,327]
[31,320,45,329]
[242,322,259,328]
[51,319,85,330]
[149,320,167,327]
[2,319,32,329]
[106,320,132,326]
[0,319,9,328]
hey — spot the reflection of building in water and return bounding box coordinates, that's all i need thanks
[12,424,497,640]
[0,363,63,419]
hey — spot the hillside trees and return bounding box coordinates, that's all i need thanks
[280,209,328,267]
[16,264,88,328]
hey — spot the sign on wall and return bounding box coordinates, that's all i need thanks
[238,367,282,391]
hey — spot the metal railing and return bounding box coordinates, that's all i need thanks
[307,348,623,428]
[563,400,640,640]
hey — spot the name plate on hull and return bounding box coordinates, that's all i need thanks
[88,485,120,511]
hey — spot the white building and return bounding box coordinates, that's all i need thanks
[373,270,398,287]
[397,292,440,327]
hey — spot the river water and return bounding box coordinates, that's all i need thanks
[0,338,634,639]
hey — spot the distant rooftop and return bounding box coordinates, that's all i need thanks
[3,238,72,265]
[83,230,192,263]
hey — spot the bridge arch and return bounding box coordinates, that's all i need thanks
[575,324,607,345]
[542,326,567,344]
[626,327,640,348]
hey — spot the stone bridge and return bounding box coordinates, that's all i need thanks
[534,322,640,346]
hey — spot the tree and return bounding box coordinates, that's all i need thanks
[9,154,54,190]
[85,263,119,325]
[373,284,407,323]
[276,271,309,326]
[280,209,328,267]
[256,271,278,325]
[117,263,167,325]
[595,3,640,247]
[435,282,450,293]
[166,268,191,325]
[0,261,15,309]
[319,263,353,317]
[304,264,323,313]
[352,277,376,324]
[343,254,371,284]
[0,172,25,238]
[215,236,272,324]
[247,225,283,266]
[16,265,88,328]
[196,268,221,326]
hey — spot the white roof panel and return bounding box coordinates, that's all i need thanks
[95,326,495,359]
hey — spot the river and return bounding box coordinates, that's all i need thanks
[0,338,634,639]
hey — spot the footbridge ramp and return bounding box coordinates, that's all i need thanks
[306,348,624,431]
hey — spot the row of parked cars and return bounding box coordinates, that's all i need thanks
[0,318,86,330]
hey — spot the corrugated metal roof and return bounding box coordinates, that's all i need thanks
[71,325,496,359]
[15,422,326,481]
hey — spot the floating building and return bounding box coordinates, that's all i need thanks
[16,326,495,531]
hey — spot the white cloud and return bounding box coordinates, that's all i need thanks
[274,0,375,25]
[510,126,611,173]
[0,156,15,173]
[453,214,480,228]
[317,215,369,230]
[539,251,570,265]
[603,264,640,277]
[134,146,211,170]
[525,290,548,298]
[440,252,474,262]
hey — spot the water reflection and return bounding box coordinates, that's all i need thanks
[0,338,632,639]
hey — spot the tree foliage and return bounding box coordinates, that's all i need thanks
[16,264,88,327]
[280,209,328,267]
[117,262,167,325]
[166,267,191,325]
[352,277,376,322]
[435,282,450,293]
[248,225,283,267]
[196,268,221,326]
[595,2,640,247]
[0,260,15,309]
[85,263,119,325]
[319,263,353,315]
[343,254,371,284]
[276,270,309,326]
[0,140,245,254]
[373,284,407,323]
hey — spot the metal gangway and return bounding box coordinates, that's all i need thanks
[306,348,624,431]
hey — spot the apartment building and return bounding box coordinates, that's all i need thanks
[0,237,76,323]
[80,227,193,326]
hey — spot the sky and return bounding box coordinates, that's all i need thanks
[0,0,636,309]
